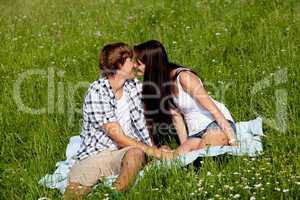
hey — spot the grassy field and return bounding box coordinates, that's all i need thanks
[0,0,299,199]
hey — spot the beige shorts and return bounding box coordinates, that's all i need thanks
[68,146,133,187]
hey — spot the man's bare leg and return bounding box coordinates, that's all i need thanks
[112,148,146,191]
[63,182,91,200]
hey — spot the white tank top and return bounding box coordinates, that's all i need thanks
[172,68,234,136]
[116,91,133,137]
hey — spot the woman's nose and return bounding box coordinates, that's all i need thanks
[133,62,138,68]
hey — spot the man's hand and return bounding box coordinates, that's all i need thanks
[159,145,173,152]
[160,150,178,160]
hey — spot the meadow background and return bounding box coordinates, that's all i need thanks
[0,0,299,199]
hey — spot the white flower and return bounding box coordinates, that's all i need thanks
[254,183,262,188]
[215,32,221,36]
[233,194,240,199]
[94,31,102,37]
[250,196,256,200]
[207,171,212,176]
[282,189,289,193]
[244,185,251,190]
[38,198,51,200]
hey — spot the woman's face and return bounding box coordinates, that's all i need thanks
[133,58,145,76]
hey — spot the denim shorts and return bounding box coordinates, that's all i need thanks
[188,120,236,139]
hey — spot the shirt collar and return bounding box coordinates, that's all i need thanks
[98,76,135,98]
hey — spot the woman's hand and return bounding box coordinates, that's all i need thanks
[145,146,177,160]
[218,120,238,146]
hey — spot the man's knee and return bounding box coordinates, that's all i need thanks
[124,148,145,164]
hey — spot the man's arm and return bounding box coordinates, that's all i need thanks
[103,122,167,158]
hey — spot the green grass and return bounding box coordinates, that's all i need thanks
[0,0,299,199]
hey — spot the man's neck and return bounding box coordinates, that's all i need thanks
[108,75,126,98]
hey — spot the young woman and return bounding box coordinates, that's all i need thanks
[133,40,237,155]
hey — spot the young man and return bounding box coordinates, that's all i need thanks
[64,43,173,199]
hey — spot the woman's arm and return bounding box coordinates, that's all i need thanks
[178,71,236,144]
[170,109,188,144]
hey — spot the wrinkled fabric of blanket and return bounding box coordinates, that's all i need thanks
[39,117,264,193]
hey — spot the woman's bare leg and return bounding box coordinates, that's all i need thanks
[175,138,202,155]
[199,127,228,148]
[175,128,229,155]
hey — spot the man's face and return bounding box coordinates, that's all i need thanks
[117,57,136,80]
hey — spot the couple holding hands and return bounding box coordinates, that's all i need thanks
[64,40,237,199]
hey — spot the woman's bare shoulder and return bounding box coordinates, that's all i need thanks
[179,70,203,89]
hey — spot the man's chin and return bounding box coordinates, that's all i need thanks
[126,74,136,80]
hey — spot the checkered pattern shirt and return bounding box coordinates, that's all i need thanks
[76,76,152,160]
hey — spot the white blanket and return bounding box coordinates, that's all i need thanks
[39,117,264,193]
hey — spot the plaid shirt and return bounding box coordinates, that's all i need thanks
[76,76,152,160]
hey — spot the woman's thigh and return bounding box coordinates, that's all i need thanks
[176,138,202,155]
[199,128,228,148]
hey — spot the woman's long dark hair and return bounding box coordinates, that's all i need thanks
[134,40,180,132]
